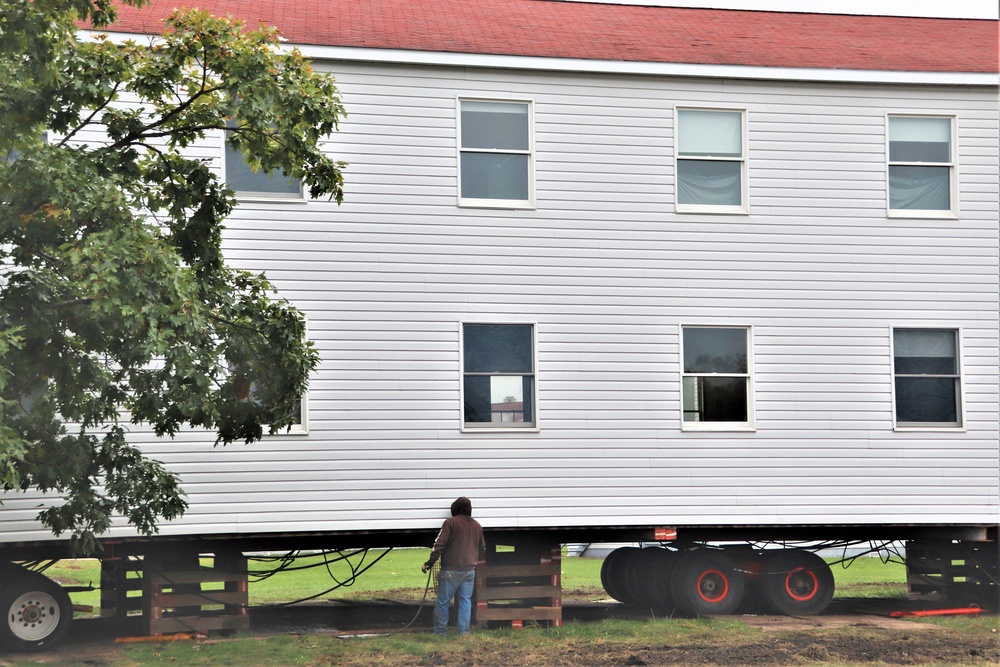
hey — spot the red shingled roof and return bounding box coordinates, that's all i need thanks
[100,0,998,73]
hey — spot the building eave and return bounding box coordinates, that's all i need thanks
[290,43,1000,87]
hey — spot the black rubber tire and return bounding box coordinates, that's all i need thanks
[0,570,73,652]
[600,547,639,604]
[761,549,835,616]
[646,549,679,612]
[670,550,745,616]
[623,548,667,607]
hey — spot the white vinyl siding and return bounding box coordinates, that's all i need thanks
[887,114,956,218]
[1,61,995,544]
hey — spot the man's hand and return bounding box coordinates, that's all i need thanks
[422,561,431,573]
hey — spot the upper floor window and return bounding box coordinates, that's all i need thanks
[676,108,747,214]
[224,122,302,199]
[887,115,956,217]
[462,323,536,429]
[892,328,963,429]
[459,100,533,208]
[682,326,754,430]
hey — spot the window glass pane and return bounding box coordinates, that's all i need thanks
[463,375,492,423]
[894,329,957,374]
[684,328,748,373]
[286,398,303,425]
[461,101,529,150]
[677,160,742,206]
[463,376,533,424]
[464,324,533,373]
[889,117,951,162]
[889,140,951,163]
[461,152,529,200]
[888,166,950,210]
[678,110,742,157]
[889,117,951,142]
[225,141,300,195]
[683,377,748,422]
[895,377,958,423]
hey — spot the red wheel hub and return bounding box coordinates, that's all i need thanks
[696,569,730,603]
[784,567,819,602]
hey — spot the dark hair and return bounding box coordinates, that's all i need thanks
[451,496,472,516]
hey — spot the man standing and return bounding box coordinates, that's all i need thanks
[422,496,486,636]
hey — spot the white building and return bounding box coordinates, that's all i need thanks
[4,0,998,552]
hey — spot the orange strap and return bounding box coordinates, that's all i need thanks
[890,605,982,618]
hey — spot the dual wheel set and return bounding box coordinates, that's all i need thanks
[600,546,835,616]
[0,564,74,652]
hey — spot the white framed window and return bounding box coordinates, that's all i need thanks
[681,325,754,431]
[223,122,302,200]
[282,396,308,435]
[458,99,534,208]
[891,328,963,430]
[675,108,748,214]
[234,376,308,435]
[887,115,957,218]
[461,322,537,430]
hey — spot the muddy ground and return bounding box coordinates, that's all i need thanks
[4,597,998,666]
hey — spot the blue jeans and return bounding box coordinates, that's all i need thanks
[434,568,476,635]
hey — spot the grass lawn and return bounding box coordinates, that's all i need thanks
[41,546,909,614]
[10,550,996,667]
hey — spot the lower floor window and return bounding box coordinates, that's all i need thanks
[893,328,962,427]
[462,323,535,428]
[682,326,752,428]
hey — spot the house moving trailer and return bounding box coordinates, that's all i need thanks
[0,0,997,650]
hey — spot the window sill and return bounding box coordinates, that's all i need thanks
[462,425,540,434]
[234,193,307,204]
[887,210,958,220]
[675,205,749,215]
[265,425,309,436]
[459,199,535,210]
[682,423,756,433]
[893,425,965,433]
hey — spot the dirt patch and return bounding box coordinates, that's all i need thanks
[739,614,937,631]
[467,629,998,667]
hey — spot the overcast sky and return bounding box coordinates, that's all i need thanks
[568,0,999,19]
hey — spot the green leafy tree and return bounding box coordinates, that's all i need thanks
[0,0,345,552]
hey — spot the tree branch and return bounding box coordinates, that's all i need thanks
[57,81,122,149]
[42,298,94,311]
[95,79,226,155]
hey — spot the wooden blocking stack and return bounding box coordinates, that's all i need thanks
[100,557,144,619]
[906,540,1000,604]
[142,551,249,637]
[475,540,562,629]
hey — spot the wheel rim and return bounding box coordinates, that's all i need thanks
[696,569,730,603]
[7,591,62,642]
[784,567,819,602]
